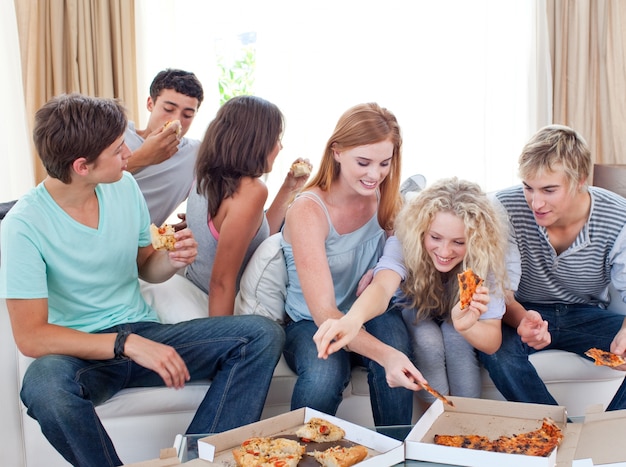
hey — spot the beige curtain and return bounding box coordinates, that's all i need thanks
[14,0,138,183]
[547,0,626,164]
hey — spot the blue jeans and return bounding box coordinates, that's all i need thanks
[20,315,285,467]
[478,303,626,410]
[283,306,413,426]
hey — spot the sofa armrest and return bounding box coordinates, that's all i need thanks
[0,299,27,466]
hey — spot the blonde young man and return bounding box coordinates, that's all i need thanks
[478,124,626,410]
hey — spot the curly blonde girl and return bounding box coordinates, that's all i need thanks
[395,177,509,322]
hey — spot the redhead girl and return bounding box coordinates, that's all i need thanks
[281,103,415,426]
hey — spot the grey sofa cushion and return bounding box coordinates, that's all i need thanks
[0,200,16,220]
[0,199,17,262]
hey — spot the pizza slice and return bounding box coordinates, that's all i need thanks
[309,444,368,467]
[494,418,563,457]
[434,434,495,451]
[434,417,563,457]
[419,381,455,407]
[457,268,484,309]
[150,223,176,251]
[232,437,304,467]
[585,347,626,367]
[296,417,345,442]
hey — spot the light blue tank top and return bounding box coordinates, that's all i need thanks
[281,192,386,321]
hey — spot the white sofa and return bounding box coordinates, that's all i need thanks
[2,272,625,467]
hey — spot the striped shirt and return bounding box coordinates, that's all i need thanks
[495,185,626,307]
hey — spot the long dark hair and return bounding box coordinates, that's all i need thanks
[195,95,284,217]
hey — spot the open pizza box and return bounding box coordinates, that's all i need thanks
[404,396,567,467]
[195,407,404,466]
[563,405,626,466]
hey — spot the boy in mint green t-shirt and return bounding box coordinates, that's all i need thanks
[0,93,284,467]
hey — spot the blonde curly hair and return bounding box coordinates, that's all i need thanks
[395,177,509,322]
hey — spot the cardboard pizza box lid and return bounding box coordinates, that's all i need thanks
[570,406,626,466]
[197,407,404,466]
[404,396,567,467]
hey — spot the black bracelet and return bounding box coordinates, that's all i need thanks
[114,330,131,359]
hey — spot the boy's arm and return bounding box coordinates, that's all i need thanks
[7,298,117,359]
[7,298,190,388]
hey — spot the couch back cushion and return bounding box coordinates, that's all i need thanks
[234,233,288,324]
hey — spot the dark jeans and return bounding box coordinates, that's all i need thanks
[20,316,285,467]
[478,303,626,410]
[283,306,414,426]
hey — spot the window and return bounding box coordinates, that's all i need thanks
[136,0,551,203]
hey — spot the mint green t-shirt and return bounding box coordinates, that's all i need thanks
[0,172,159,332]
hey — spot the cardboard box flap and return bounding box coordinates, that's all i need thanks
[198,407,404,466]
[574,409,626,465]
[556,422,583,467]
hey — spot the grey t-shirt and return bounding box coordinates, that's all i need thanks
[125,122,200,226]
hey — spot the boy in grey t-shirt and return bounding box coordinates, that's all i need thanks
[126,68,204,226]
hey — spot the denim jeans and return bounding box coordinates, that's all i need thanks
[20,315,285,467]
[283,306,414,426]
[478,303,626,410]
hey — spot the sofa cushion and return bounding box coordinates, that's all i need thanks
[140,273,208,323]
[234,233,288,324]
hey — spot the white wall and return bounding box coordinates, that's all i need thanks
[2,0,34,201]
[136,0,552,203]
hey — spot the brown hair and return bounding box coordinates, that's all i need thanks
[33,93,127,184]
[149,68,204,109]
